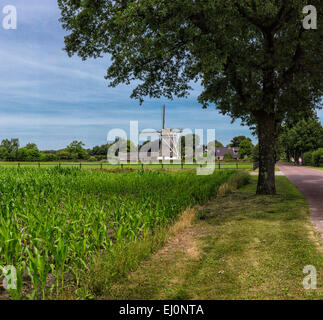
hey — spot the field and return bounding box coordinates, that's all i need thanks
[0,167,236,299]
[0,162,253,170]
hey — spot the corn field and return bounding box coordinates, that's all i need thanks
[0,167,235,299]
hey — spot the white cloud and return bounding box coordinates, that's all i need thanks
[0,48,105,82]
[0,114,131,127]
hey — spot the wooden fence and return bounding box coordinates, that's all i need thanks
[0,162,250,170]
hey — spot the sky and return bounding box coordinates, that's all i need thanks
[0,1,321,150]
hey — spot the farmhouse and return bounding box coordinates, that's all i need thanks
[214,147,240,161]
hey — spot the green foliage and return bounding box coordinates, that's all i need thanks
[38,141,92,161]
[223,152,234,161]
[126,139,137,153]
[0,138,19,161]
[90,144,110,156]
[238,139,254,159]
[279,118,323,161]
[0,168,235,299]
[40,153,57,162]
[180,134,200,160]
[17,148,41,162]
[216,172,251,197]
[215,141,224,148]
[230,136,251,148]
[56,150,70,160]
[312,148,323,167]
[302,151,313,166]
[57,0,322,116]
[66,140,88,160]
[110,138,138,156]
[25,143,38,150]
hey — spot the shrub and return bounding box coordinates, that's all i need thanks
[223,152,234,161]
[303,151,313,166]
[312,148,323,167]
[238,139,254,159]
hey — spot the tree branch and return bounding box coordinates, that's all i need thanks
[233,2,265,31]
[224,58,251,104]
[275,27,305,91]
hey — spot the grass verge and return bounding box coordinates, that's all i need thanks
[99,176,323,300]
[305,166,323,171]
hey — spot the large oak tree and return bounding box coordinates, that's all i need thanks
[58,0,322,194]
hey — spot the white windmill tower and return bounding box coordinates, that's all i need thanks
[141,105,182,160]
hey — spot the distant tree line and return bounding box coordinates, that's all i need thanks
[0,135,258,162]
[0,137,143,162]
[4,124,323,165]
[0,139,107,162]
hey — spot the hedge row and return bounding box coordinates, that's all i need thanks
[303,148,323,167]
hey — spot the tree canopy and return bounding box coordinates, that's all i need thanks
[214,141,224,148]
[58,0,323,193]
[0,138,19,161]
[66,140,88,160]
[230,136,252,148]
[279,118,323,161]
[239,139,254,159]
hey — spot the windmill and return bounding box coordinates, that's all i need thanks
[141,105,182,160]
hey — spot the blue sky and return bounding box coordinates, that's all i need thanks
[0,1,321,150]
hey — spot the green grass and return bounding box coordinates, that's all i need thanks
[0,167,236,300]
[305,166,323,171]
[103,176,323,300]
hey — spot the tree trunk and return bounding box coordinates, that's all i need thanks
[256,112,277,195]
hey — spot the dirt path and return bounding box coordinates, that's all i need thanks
[104,208,210,300]
[249,171,285,176]
[277,163,323,237]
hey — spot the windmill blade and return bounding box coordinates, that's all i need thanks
[140,131,161,135]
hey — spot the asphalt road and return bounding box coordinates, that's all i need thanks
[277,163,323,236]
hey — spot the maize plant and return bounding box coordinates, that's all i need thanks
[0,167,236,299]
